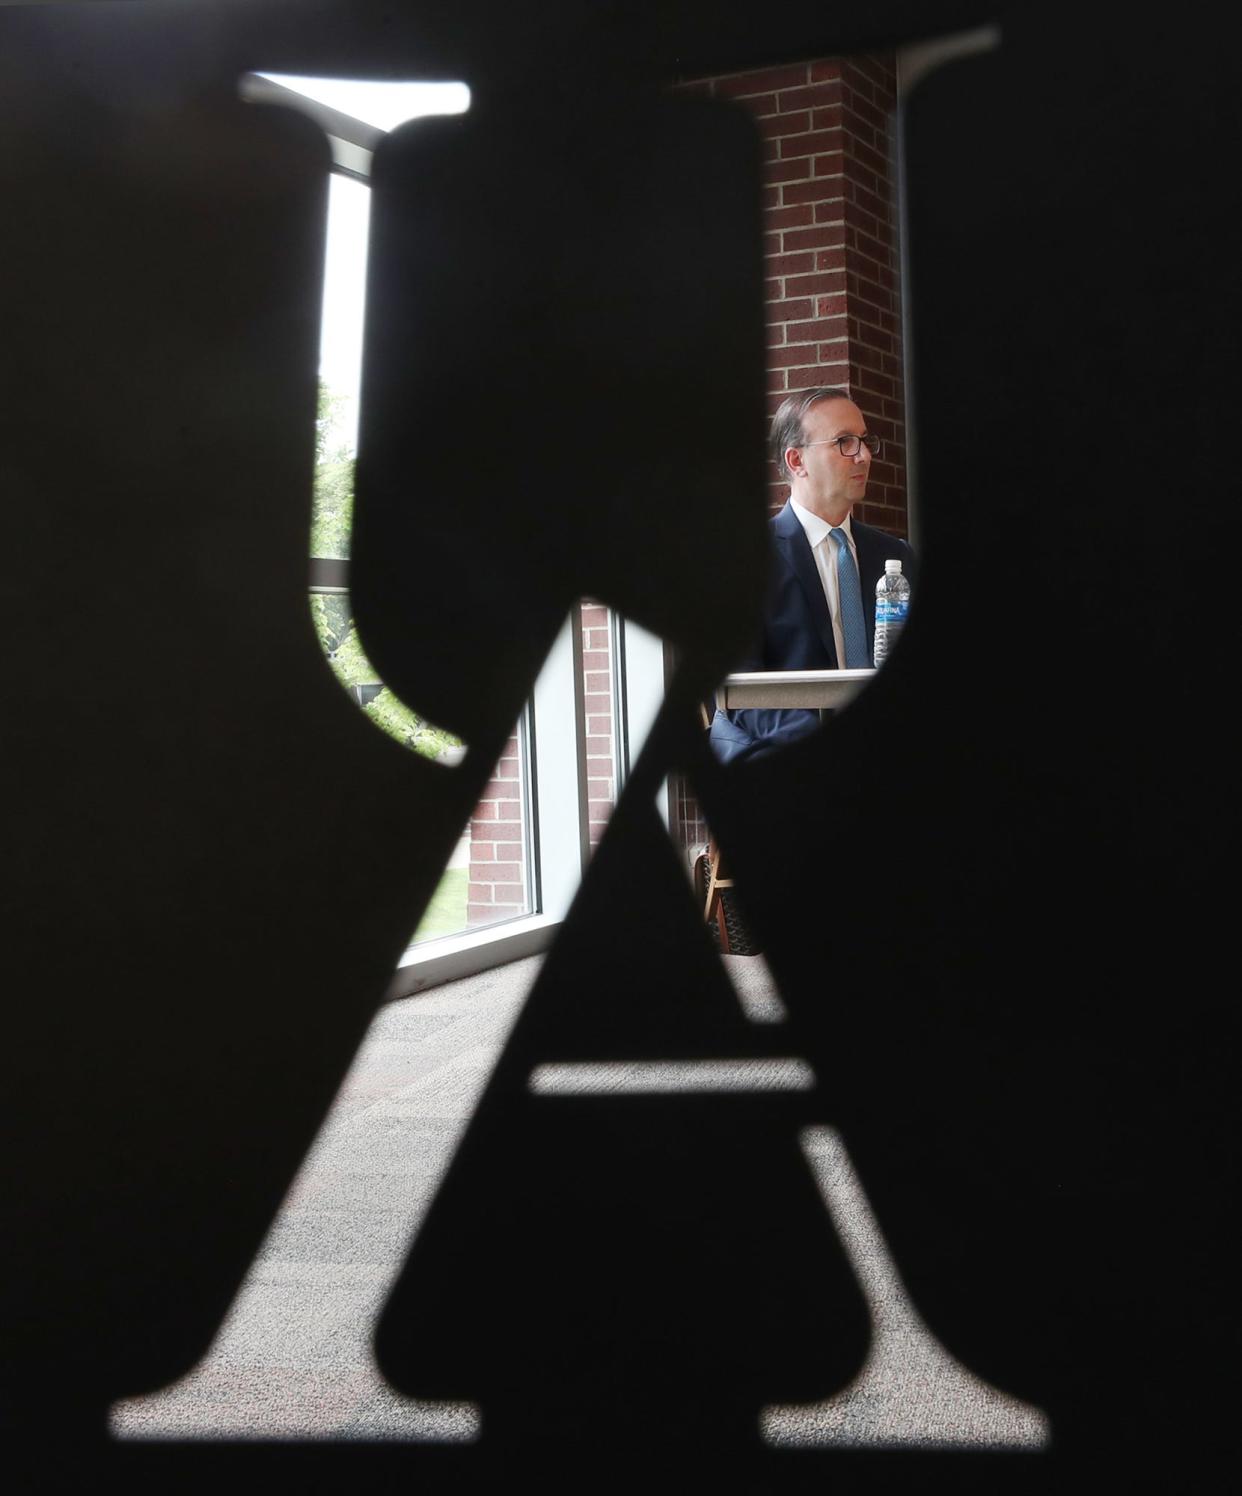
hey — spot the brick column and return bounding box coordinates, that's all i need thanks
[692,53,907,528]
[466,601,620,926]
[466,729,528,927]
[581,601,617,850]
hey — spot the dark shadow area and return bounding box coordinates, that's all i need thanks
[1,1,1234,1490]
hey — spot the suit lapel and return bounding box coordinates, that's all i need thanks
[773,502,838,666]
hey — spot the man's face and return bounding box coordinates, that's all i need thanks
[786,397,871,521]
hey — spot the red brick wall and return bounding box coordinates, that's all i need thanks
[680,53,906,532]
[581,601,617,850]
[466,728,528,927]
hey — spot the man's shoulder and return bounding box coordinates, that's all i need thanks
[853,517,917,585]
[855,517,915,562]
[768,500,806,548]
[766,503,915,559]
[853,516,913,551]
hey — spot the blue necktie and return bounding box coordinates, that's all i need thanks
[830,526,869,668]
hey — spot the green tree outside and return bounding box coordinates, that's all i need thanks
[310,382,463,765]
[311,383,355,561]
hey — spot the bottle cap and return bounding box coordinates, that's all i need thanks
[884,558,902,574]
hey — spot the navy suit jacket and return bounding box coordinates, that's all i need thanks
[709,501,916,765]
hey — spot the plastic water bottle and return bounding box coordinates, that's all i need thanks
[873,559,910,667]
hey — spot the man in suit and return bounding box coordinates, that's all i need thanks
[709,387,916,765]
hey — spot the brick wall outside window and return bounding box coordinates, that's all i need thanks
[581,601,617,850]
[466,727,528,928]
[680,53,906,527]
[466,602,618,925]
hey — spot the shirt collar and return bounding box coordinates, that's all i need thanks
[789,498,852,549]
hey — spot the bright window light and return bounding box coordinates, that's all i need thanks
[255,74,470,132]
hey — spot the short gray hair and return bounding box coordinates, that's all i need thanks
[769,387,853,480]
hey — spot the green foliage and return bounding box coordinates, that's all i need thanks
[309,593,351,656]
[313,381,354,560]
[363,686,462,760]
[311,381,462,763]
[315,382,346,464]
[311,458,354,560]
[328,617,379,690]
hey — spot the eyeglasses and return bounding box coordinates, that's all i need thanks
[800,434,883,458]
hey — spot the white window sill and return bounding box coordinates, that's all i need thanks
[385,912,560,1000]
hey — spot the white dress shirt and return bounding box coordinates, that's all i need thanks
[788,498,857,669]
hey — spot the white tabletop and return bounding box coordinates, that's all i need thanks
[718,668,876,710]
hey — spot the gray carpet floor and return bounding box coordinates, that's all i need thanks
[111,953,1048,1449]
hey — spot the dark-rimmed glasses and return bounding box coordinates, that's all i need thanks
[801,434,883,458]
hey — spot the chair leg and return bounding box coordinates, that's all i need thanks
[704,837,731,954]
